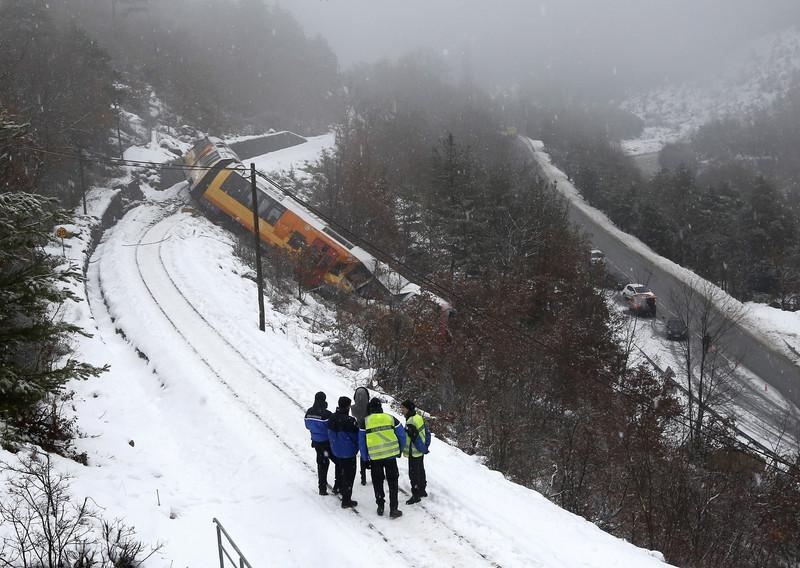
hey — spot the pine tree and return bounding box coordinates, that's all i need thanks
[0,115,107,443]
[0,193,106,432]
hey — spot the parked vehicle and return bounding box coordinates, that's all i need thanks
[590,249,606,265]
[666,318,688,340]
[622,283,657,316]
[622,283,652,301]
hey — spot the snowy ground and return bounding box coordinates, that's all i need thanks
[245,132,335,181]
[526,137,800,453]
[621,27,800,156]
[0,135,673,567]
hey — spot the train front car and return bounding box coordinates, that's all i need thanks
[180,137,454,326]
[182,137,240,197]
[181,137,362,293]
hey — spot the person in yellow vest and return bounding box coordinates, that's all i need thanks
[358,397,406,518]
[400,400,430,504]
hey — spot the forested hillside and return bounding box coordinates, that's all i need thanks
[262,55,800,567]
[0,0,339,448]
[534,93,800,306]
[2,1,800,566]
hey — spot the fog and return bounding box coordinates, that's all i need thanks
[282,0,800,95]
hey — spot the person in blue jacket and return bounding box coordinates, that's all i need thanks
[327,396,360,508]
[304,391,333,495]
[359,397,406,518]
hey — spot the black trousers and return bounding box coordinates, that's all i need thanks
[370,458,399,510]
[332,455,342,491]
[337,456,357,502]
[360,458,368,483]
[313,443,330,492]
[408,455,427,497]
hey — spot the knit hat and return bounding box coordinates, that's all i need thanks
[401,400,415,413]
[314,391,326,405]
[367,397,383,414]
[338,396,352,409]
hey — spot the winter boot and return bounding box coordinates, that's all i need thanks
[405,495,421,505]
[341,500,358,509]
[376,503,384,516]
[389,508,403,519]
[319,488,328,496]
[420,490,428,498]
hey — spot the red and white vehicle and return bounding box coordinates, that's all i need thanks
[621,283,657,316]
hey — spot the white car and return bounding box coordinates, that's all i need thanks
[622,283,652,300]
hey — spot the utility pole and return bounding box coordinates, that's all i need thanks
[115,97,124,159]
[251,163,266,332]
[78,147,87,215]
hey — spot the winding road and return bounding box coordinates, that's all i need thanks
[521,137,800,447]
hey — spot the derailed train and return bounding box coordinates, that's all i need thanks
[180,137,450,312]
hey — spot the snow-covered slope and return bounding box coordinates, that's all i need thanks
[525,137,800,455]
[622,27,800,155]
[1,134,673,567]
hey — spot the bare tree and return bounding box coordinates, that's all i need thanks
[671,277,745,450]
[0,451,161,568]
[0,452,95,568]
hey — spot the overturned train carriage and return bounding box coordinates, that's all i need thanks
[180,137,444,309]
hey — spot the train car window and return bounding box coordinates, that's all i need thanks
[221,171,252,204]
[265,203,286,225]
[288,231,306,249]
[256,194,270,217]
[322,226,354,250]
[257,193,283,222]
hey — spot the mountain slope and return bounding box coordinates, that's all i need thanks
[3,136,672,567]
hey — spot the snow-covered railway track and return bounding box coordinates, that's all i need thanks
[92,203,500,567]
[117,210,410,560]
[145,212,503,568]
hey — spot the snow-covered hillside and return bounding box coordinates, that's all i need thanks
[0,133,672,567]
[621,27,800,155]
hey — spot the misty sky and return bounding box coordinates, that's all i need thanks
[280,0,800,94]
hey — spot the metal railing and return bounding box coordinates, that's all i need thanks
[213,518,253,568]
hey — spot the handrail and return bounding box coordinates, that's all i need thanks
[213,518,254,568]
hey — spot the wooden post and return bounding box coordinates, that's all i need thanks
[251,163,265,332]
[78,147,87,215]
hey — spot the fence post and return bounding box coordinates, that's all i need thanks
[213,518,253,568]
[216,521,224,568]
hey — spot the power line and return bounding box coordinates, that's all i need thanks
[19,141,799,474]
[252,167,799,473]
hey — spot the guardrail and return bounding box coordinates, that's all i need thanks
[213,518,253,568]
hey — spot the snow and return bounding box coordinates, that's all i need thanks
[0,135,673,567]
[525,137,800,452]
[245,132,336,181]
[747,303,800,359]
[621,27,800,156]
[526,136,800,364]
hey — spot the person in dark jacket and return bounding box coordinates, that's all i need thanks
[351,386,370,485]
[400,400,430,504]
[304,391,333,495]
[359,397,406,518]
[327,396,359,508]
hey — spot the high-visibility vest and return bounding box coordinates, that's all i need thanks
[403,413,427,458]
[365,413,400,460]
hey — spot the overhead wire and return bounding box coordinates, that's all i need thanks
[18,141,800,474]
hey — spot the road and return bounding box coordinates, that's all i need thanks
[521,137,800,446]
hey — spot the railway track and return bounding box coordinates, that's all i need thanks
[94,202,502,567]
